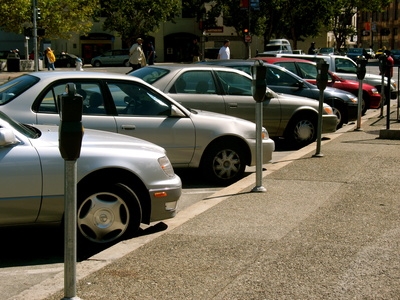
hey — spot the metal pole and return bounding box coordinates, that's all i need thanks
[32,0,38,72]
[356,78,363,130]
[380,67,385,117]
[386,75,390,129]
[63,160,81,300]
[252,101,266,192]
[397,66,399,122]
[313,88,324,157]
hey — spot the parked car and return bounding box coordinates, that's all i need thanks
[346,48,369,62]
[196,60,357,128]
[54,53,83,68]
[258,53,398,100]
[0,110,181,245]
[0,71,274,186]
[128,64,338,147]
[317,47,339,55]
[256,57,381,115]
[91,49,130,67]
[364,48,375,59]
[375,48,384,59]
[390,49,400,64]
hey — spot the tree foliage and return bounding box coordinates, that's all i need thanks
[101,0,181,46]
[0,0,99,39]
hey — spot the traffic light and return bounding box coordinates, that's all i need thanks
[36,8,41,20]
[243,28,249,35]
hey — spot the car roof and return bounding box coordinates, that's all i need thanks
[254,57,315,64]
[22,71,144,81]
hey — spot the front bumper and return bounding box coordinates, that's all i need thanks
[248,137,275,166]
[346,103,359,122]
[322,115,338,133]
[149,185,182,221]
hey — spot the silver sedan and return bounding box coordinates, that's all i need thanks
[0,110,181,245]
[0,71,274,186]
[128,64,338,148]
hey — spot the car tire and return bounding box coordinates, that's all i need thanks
[77,182,142,245]
[285,113,317,149]
[93,61,102,67]
[66,62,71,68]
[201,140,246,186]
[329,100,345,129]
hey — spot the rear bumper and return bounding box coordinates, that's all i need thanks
[322,115,338,133]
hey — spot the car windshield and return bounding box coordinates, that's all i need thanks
[130,67,170,84]
[348,48,363,54]
[0,110,40,138]
[0,74,40,105]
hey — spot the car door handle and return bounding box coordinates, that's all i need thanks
[229,103,238,108]
[121,125,136,130]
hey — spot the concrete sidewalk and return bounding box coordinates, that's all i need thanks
[9,105,397,299]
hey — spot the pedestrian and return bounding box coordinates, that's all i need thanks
[127,37,146,73]
[146,41,155,65]
[191,38,201,62]
[308,42,316,54]
[217,39,230,60]
[384,50,394,78]
[46,47,56,71]
[75,57,83,71]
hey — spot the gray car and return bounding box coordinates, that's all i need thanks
[91,49,130,67]
[0,110,181,246]
[128,64,338,148]
[0,72,274,186]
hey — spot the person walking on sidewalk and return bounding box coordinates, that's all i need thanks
[46,47,56,71]
[217,40,230,60]
[127,38,146,73]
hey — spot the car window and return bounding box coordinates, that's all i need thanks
[0,75,39,105]
[108,82,171,116]
[334,57,357,73]
[130,67,170,84]
[296,62,318,79]
[169,71,216,94]
[102,51,112,56]
[215,71,252,96]
[37,82,105,115]
[265,67,298,86]
[274,62,297,75]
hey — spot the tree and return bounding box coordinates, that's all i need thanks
[327,0,393,50]
[101,0,181,47]
[0,0,99,39]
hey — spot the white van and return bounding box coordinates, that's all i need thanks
[263,39,293,54]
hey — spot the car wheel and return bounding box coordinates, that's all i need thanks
[77,182,142,245]
[329,101,345,129]
[66,62,71,68]
[285,114,317,149]
[93,61,102,67]
[201,140,246,186]
[123,60,130,67]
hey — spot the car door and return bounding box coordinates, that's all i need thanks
[0,132,42,225]
[35,80,118,132]
[164,70,226,114]
[213,70,282,137]
[106,81,196,166]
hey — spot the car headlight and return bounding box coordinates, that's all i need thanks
[262,127,270,139]
[158,156,175,177]
[371,88,379,94]
[347,95,358,103]
[323,105,334,115]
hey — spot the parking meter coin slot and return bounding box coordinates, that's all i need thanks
[356,57,367,80]
[251,63,267,103]
[57,83,84,161]
[316,61,329,91]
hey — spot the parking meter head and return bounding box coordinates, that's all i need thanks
[356,56,367,80]
[316,59,329,91]
[379,53,388,74]
[251,60,267,102]
[58,83,84,160]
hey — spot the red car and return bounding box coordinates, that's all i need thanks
[255,57,381,114]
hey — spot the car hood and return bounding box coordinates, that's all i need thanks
[31,124,166,154]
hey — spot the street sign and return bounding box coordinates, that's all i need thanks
[244,34,251,43]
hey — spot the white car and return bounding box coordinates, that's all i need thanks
[0,110,181,245]
[0,71,275,186]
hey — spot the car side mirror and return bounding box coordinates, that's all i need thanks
[294,81,304,89]
[0,128,18,146]
[265,90,274,100]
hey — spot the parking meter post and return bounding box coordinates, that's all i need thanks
[397,66,400,122]
[386,76,391,129]
[314,59,329,157]
[356,56,367,130]
[58,83,83,300]
[251,60,267,193]
[379,54,387,117]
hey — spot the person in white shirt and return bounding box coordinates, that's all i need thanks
[217,40,230,59]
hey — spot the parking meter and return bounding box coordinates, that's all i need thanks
[57,83,84,161]
[356,56,367,80]
[251,60,267,102]
[379,53,387,75]
[316,59,329,91]
[314,59,329,157]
